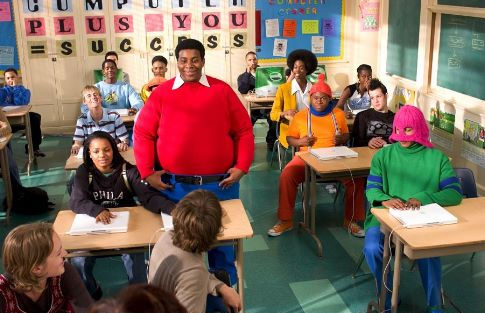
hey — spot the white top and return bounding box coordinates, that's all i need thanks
[172,73,210,90]
[291,79,312,111]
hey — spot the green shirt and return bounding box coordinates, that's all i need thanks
[365,143,462,230]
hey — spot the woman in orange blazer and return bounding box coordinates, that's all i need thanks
[270,50,318,148]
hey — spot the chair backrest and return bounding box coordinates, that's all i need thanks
[454,167,478,198]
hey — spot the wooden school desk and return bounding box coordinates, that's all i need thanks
[53,199,254,310]
[298,147,378,256]
[243,94,274,114]
[371,197,485,313]
[64,147,135,170]
[3,105,34,175]
[121,114,135,124]
[0,134,13,222]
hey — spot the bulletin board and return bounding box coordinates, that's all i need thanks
[256,0,344,63]
[0,0,20,73]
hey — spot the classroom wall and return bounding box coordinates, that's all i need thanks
[376,0,485,195]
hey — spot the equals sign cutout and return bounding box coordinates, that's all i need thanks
[31,45,45,54]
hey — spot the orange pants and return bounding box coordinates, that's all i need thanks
[277,156,366,223]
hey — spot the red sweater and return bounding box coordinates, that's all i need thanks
[134,76,254,178]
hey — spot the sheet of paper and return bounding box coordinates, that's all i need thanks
[76,146,84,159]
[273,38,287,57]
[265,19,280,37]
[283,19,296,38]
[68,211,130,235]
[311,36,325,54]
[110,108,129,116]
[302,20,319,34]
[161,212,173,231]
[2,106,18,112]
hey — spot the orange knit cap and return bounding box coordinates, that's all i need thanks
[309,74,332,97]
[148,77,167,90]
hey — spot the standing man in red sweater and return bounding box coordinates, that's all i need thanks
[134,39,254,285]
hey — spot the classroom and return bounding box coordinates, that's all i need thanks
[0,0,484,312]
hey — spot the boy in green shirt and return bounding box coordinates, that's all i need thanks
[363,105,462,312]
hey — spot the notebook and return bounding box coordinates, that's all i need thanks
[68,211,130,235]
[310,146,358,161]
[389,203,458,228]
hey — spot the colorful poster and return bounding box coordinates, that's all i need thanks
[360,0,379,32]
[302,20,319,34]
[311,36,324,54]
[283,19,296,37]
[265,19,279,37]
[322,19,335,36]
[429,108,455,134]
[463,119,484,149]
[0,2,11,22]
[273,38,287,57]
[389,86,415,112]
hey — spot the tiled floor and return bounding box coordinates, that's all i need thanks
[1,123,484,312]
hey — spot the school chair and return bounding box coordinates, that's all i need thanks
[454,167,479,261]
[270,121,293,171]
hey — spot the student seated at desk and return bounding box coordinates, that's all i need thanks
[363,105,462,312]
[71,85,129,155]
[149,190,241,313]
[93,51,130,84]
[81,60,143,115]
[336,64,372,118]
[0,223,93,313]
[0,68,45,157]
[0,109,22,190]
[270,49,318,149]
[268,74,360,237]
[141,55,168,103]
[69,131,175,300]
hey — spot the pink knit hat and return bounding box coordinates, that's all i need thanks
[389,105,433,148]
[310,74,332,97]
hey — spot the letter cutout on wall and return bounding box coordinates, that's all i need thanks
[54,16,75,35]
[204,33,220,49]
[114,15,133,33]
[228,0,245,7]
[201,0,220,7]
[172,13,191,31]
[85,0,103,11]
[116,37,133,53]
[231,32,246,48]
[144,0,161,9]
[174,34,190,47]
[85,16,106,34]
[52,0,72,12]
[113,0,132,10]
[202,12,220,30]
[145,14,163,32]
[147,35,163,52]
[56,39,76,57]
[87,38,107,55]
[229,11,246,29]
[23,0,43,13]
[25,18,46,36]
[27,40,47,58]
[172,0,189,8]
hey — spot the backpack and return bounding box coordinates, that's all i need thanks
[4,182,55,214]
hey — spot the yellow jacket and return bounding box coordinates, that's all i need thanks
[270,81,297,148]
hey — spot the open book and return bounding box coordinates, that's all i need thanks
[310,146,358,161]
[68,211,130,235]
[389,203,458,228]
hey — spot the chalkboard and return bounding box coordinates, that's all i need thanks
[256,0,344,62]
[386,0,421,81]
[437,14,485,100]
[0,0,20,73]
[438,0,485,8]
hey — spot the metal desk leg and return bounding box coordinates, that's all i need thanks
[236,239,244,312]
[299,165,323,257]
[391,240,402,313]
[0,148,12,223]
[24,112,35,176]
[378,228,391,312]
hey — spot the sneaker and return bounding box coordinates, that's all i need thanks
[267,220,293,237]
[34,150,46,157]
[346,222,365,238]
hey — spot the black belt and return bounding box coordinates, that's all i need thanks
[164,174,227,185]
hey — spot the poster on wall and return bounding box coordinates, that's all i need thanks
[359,0,380,32]
[461,119,485,168]
[256,0,344,62]
[429,107,455,134]
[0,1,20,73]
[389,86,415,112]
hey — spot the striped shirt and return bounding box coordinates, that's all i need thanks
[73,108,128,143]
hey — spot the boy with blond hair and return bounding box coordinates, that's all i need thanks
[71,85,128,154]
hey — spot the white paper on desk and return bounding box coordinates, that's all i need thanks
[2,106,18,112]
[389,203,457,228]
[109,109,129,116]
[310,146,358,160]
[68,211,130,235]
[273,38,287,57]
[161,212,173,231]
[76,147,84,159]
[265,19,279,37]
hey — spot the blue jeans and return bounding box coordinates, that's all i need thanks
[206,294,228,313]
[71,253,146,296]
[363,226,442,311]
[161,176,239,285]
